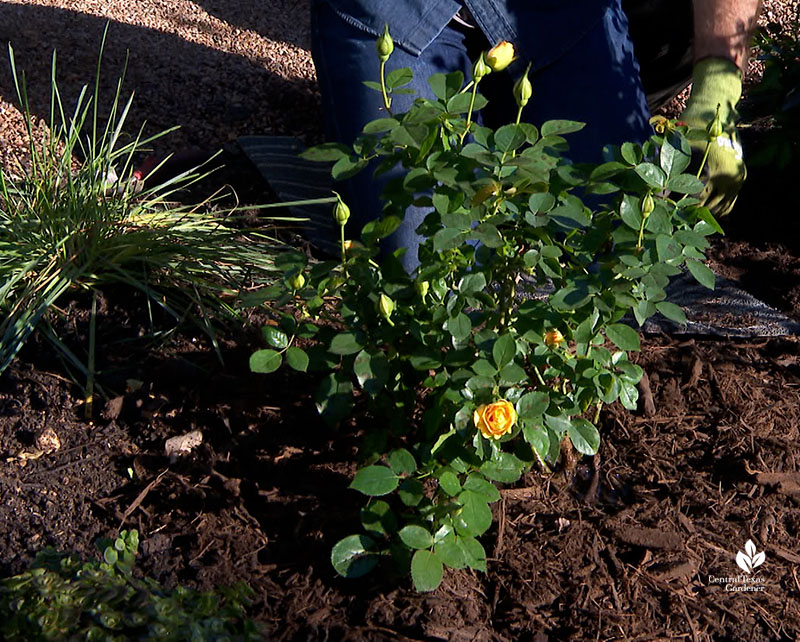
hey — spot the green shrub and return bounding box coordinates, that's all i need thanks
[253,34,722,591]
[744,8,800,167]
[0,530,264,641]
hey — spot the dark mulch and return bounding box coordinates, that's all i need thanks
[2,190,800,641]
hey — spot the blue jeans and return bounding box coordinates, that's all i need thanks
[311,0,651,271]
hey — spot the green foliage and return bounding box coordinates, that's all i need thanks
[744,10,800,167]
[252,33,721,592]
[0,530,264,641]
[0,25,329,380]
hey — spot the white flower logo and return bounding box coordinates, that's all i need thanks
[736,539,765,574]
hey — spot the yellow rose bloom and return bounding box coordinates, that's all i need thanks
[343,240,365,251]
[649,115,670,135]
[486,41,515,72]
[474,400,517,440]
[544,329,565,349]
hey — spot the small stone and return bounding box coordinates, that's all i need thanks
[35,427,61,454]
[164,430,203,457]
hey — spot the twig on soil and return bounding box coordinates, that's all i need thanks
[119,468,169,528]
[683,356,704,389]
[189,538,216,565]
[680,597,700,642]
[491,495,507,613]
[358,626,427,642]
[637,370,657,417]
[750,601,782,639]
[493,495,507,559]
[500,486,543,500]
[629,564,726,632]
[25,452,107,478]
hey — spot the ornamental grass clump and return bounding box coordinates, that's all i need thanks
[0,26,329,385]
[252,30,723,591]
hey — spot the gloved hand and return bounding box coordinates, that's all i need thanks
[680,58,746,216]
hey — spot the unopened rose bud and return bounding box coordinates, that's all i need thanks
[376,24,394,63]
[513,64,532,108]
[472,181,501,206]
[288,273,306,290]
[707,104,724,140]
[486,41,515,72]
[472,53,491,81]
[641,193,654,219]
[378,293,395,326]
[415,280,430,301]
[333,193,350,226]
[544,329,564,349]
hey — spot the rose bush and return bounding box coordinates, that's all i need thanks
[251,29,722,591]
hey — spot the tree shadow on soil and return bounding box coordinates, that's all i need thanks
[191,0,312,49]
[0,3,321,158]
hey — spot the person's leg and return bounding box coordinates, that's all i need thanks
[484,0,652,163]
[311,1,472,271]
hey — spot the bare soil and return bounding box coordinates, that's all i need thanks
[2,2,800,641]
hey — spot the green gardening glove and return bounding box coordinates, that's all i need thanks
[680,58,746,216]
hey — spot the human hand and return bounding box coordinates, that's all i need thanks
[680,58,746,216]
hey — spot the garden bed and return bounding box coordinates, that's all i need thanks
[2,1,800,640]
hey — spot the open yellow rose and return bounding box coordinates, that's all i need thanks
[474,400,517,440]
[544,329,565,349]
[486,41,515,72]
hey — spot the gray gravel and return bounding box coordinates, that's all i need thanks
[0,1,794,168]
[0,0,321,170]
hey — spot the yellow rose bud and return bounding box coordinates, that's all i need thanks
[378,293,395,326]
[513,64,532,108]
[415,280,430,300]
[472,181,501,206]
[333,192,350,226]
[486,41,515,72]
[288,273,305,290]
[641,192,655,219]
[473,400,517,440]
[343,240,365,251]
[544,329,565,349]
[472,53,491,81]
[376,24,394,63]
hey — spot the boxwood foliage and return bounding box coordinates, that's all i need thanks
[0,530,264,641]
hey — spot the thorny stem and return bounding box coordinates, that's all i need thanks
[339,224,348,278]
[460,80,480,145]
[379,60,392,114]
[535,449,552,474]
[593,401,603,425]
[695,139,713,180]
[636,218,646,252]
[676,136,714,208]
[500,106,527,164]
[498,278,515,331]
